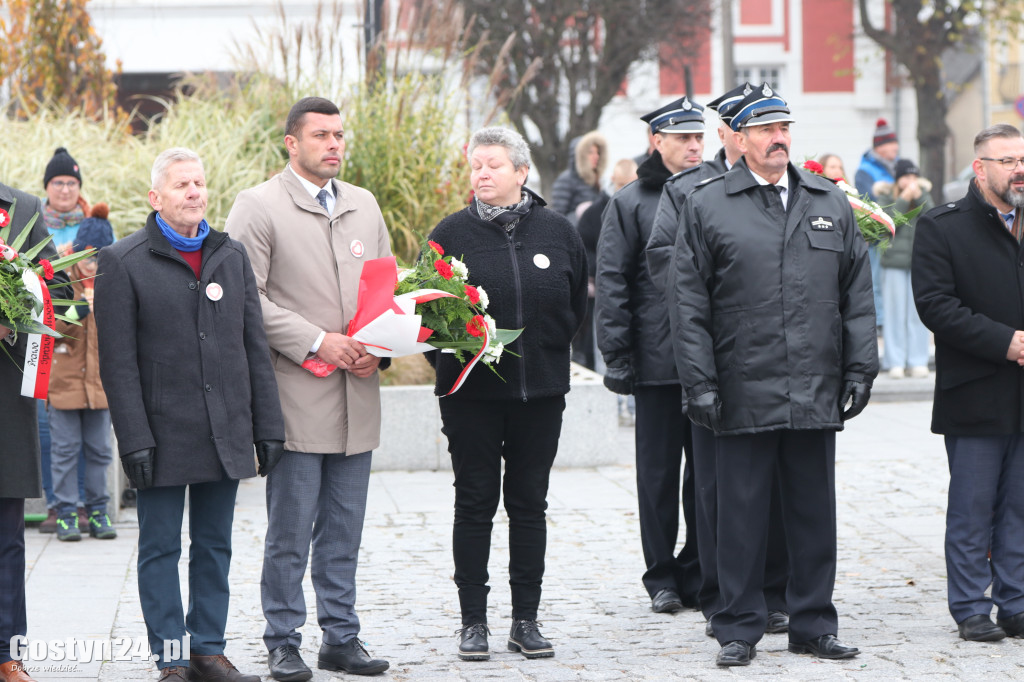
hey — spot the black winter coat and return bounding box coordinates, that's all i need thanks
[95,213,285,487]
[912,179,1024,435]
[595,151,679,385]
[670,159,878,435]
[0,184,70,498]
[426,194,588,401]
[646,149,729,294]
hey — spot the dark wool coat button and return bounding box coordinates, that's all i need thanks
[205,384,212,392]
[189,282,197,290]
[199,332,206,339]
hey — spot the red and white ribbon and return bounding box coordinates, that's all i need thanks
[20,271,55,399]
[444,325,488,396]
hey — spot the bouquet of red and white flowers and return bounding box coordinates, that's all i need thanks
[802,159,921,247]
[1,205,94,397]
[302,241,521,395]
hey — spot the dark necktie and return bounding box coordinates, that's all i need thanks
[316,189,329,212]
[764,184,785,213]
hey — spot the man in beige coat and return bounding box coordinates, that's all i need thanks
[225,97,391,681]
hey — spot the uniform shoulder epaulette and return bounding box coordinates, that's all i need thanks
[666,164,705,184]
[693,174,723,191]
[930,201,961,219]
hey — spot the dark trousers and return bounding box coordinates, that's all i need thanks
[633,385,700,601]
[441,396,565,626]
[137,478,239,668]
[690,426,789,621]
[944,435,1024,623]
[712,429,837,646]
[0,498,26,666]
[571,297,596,370]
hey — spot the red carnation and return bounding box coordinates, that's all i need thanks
[466,315,486,338]
[464,284,480,304]
[434,259,453,280]
[428,240,444,256]
[802,160,824,174]
[40,259,54,280]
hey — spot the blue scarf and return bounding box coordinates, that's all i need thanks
[156,212,209,252]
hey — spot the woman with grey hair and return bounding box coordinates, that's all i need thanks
[425,127,588,662]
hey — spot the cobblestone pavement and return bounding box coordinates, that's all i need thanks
[22,400,1024,680]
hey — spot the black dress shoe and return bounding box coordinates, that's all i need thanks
[716,640,755,666]
[508,619,554,658]
[996,612,1024,638]
[268,644,312,681]
[788,634,860,659]
[318,639,390,675]
[651,588,684,614]
[457,623,490,661]
[958,614,1006,641]
[766,610,789,634]
[705,620,714,638]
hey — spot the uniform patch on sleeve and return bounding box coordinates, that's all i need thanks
[809,216,835,231]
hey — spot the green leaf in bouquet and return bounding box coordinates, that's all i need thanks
[20,232,55,262]
[0,313,63,337]
[4,207,39,253]
[44,248,97,273]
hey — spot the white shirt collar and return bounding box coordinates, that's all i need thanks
[289,164,335,202]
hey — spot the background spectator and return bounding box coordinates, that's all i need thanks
[877,159,934,378]
[856,119,901,331]
[550,131,607,225]
[817,153,847,181]
[47,209,118,541]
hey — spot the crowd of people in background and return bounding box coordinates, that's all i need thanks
[3,77,1024,682]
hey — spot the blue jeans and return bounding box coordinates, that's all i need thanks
[882,268,930,370]
[38,401,85,509]
[137,478,239,668]
[47,406,113,517]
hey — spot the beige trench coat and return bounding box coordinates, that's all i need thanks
[225,166,391,454]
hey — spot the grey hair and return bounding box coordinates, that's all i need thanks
[467,127,532,171]
[151,147,203,189]
[974,124,1023,155]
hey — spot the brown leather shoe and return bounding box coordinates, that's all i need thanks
[158,667,190,681]
[38,508,58,534]
[188,654,259,682]
[0,660,38,682]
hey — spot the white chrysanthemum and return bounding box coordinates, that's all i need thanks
[397,268,413,282]
[482,341,504,364]
[475,285,489,309]
[450,257,469,279]
[484,315,497,336]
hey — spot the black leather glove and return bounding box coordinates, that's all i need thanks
[256,440,285,477]
[839,380,871,421]
[121,448,154,490]
[687,390,722,432]
[602,356,635,395]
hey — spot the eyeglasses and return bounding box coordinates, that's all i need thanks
[979,157,1024,170]
[49,180,80,190]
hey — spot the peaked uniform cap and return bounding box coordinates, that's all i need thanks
[707,82,754,125]
[730,83,795,131]
[641,96,706,134]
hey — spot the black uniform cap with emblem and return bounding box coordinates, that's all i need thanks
[730,83,795,131]
[641,96,705,135]
[706,82,754,126]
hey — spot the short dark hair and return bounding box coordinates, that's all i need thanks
[974,123,1023,155]
[285,97,341,137]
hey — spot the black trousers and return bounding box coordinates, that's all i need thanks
[712,429,837,646]
[0,498,26,666]
[634,385,700,601]
[691,425,789,620]
[441,396,565,626]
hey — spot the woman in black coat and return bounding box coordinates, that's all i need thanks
[427,127,587,663]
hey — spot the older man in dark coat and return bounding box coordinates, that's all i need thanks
[95,148,285,682]
[1,182,69,682]
[670,85,876,666]
[913,123,1024,643]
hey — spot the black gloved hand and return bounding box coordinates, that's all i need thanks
[121,448,155,490]
[256,440,285,477]
[839,380,871,421]
[602,356,635,395]
[687,390,722,432]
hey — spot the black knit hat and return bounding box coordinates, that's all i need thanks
[893,158,920,182]
[44,147,82,188]
[72,218,114,254]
